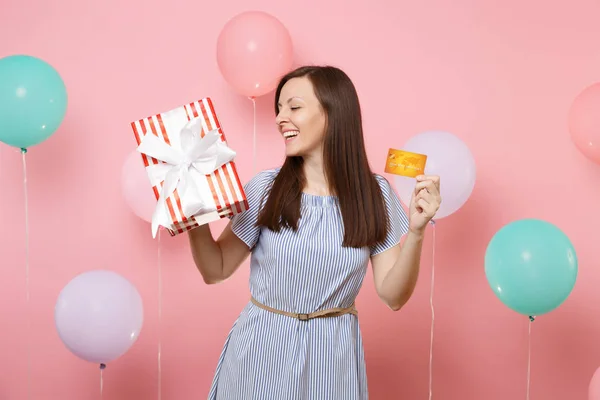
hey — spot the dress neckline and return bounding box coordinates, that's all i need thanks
[301,192,338,207]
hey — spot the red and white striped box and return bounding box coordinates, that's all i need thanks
[130,97,248,237]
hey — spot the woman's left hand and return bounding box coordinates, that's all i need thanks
[408,175,442,234]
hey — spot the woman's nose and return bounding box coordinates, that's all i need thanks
[275,110,289,126]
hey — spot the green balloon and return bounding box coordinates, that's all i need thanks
[0,54,67,149]
[485,218,577,317]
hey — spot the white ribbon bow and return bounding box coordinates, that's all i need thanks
[136,117,236,238]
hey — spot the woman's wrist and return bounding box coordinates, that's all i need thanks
[406,227,425,242]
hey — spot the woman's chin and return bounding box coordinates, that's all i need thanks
[284,143,323,159]
[284,142,301,157]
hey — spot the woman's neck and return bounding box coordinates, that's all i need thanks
[302,152,330,196]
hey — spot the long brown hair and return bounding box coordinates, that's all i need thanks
[257,65,389,248]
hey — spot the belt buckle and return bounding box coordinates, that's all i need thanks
[298,313,309,321]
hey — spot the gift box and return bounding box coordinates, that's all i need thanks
[131,97,248,238]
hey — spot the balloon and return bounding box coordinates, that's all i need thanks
[54,270,144,365]
[0,55,67,149]
[393,130,476,219]
[590,367,600,400]
[217,11,293,98]
[121,150,156,223]
[569,82,600,164]
[485,219,577,317]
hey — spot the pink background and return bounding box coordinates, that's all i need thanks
[1,0,600,399]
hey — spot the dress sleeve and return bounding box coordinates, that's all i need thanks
[369,175,410,256]
[229,170,274,250]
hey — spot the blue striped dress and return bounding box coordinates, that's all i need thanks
[208,168,409,400]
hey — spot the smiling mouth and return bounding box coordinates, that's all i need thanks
[283,130,299,141]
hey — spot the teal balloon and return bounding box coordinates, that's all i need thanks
[0,55,67,149]
[484,218,577,317]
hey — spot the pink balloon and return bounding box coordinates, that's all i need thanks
[217,11,293,98]
[393,130,476,220]
[121,150,156,223]
[54,270,144,365]
[569,82,600,164]
[590,367,600,399]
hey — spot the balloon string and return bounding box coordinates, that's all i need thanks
[527,316,534,400]
[251,97,256,174]
[100,363,106,399]
[21,148,31,400]
[428,219,436,400]
[157,230,162,400]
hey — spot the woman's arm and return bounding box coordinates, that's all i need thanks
[188,170,273,284]
[371,230,424,310]
[188,223,251,284]
[371,174,440,310]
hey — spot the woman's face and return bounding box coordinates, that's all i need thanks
[276,77,327,158]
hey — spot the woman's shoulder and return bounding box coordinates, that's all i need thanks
[254,166,281,181]
[372,173,393,190]
[257,166,282,178]
[244,167,281,189]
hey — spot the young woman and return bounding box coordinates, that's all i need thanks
[188,65,441,399]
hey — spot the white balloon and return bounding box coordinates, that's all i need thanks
[393,130,476,219]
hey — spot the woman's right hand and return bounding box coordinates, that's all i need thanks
[188,222,251,284]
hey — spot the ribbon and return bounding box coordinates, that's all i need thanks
[136,117,236,238]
